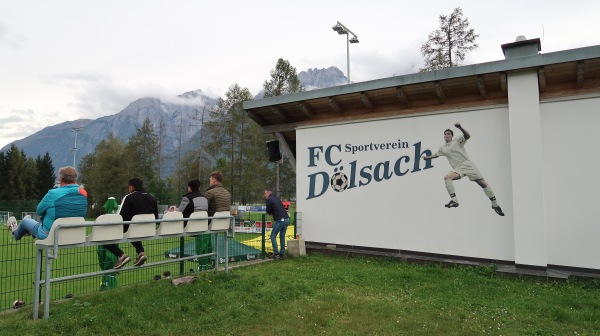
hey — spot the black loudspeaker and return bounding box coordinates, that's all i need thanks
[266,140,282,162]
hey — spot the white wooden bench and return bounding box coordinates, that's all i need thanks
[33,212,233,319]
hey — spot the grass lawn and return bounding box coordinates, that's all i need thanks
[0,253,598,335]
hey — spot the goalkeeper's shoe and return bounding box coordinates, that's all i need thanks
[492,206,505,216]
[445,200,459,208]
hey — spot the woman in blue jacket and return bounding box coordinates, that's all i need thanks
[7,166,88,240]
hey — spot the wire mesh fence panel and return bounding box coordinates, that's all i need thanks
[0,228,38,312]
[0,211,15,223]
[0,212,298,313]
[233,212,297,256]
[0,201,38,220]
[21,212,41,221]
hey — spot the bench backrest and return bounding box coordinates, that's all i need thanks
[184,211,209,234]
[123,214,156,239]
[87,214,124,243]
[209,211,231,231]
[157,211,184,236]
[36,217,87,247]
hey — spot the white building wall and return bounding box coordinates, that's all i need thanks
[541,96,600,270]
[295,76,600,271]
[297,107,514,262]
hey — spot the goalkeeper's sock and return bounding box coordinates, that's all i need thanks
[483,186,499,207]
[445,179,457,202]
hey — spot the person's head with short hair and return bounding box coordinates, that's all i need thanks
[264,189,273,199]
[59,166,78,185]
[209,171,223,185]
[128,177,144,191]
[188,178,200,192]
[444,129,454,143]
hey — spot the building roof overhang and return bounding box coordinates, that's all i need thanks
[243,45,600,157]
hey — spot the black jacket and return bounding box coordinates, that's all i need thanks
[266,193,289,221]
[119,189,158,221]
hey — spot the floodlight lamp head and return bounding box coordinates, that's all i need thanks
[349,36,359,43]
[332,22,348,35]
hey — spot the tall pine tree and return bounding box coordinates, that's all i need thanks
[420,7,479,72]
[125,118,159,186]
[203,84,271,204]
[5,144,27,200]
[35,153,56,195]
[262,58,302,200]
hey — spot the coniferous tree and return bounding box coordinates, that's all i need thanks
[420,7,479,72]
[262,58,302,200]
[24,157,39,199]
[203,84,271,204]
[5,144,27,200]
[79,133,129,212]
[125,118,159,186]
[0,151,7,200]
[263,58,304,98]
[36,153,56,194]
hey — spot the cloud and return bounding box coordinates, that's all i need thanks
[0,108,47,147]
[0,21,25,49]
[352,43,424,82]
[40,72,207,119]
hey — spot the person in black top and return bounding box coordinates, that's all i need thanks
[264,189,290,259]
[178,179,208,225]
[105,178,158,269]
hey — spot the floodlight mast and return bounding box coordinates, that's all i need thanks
[331,21,359,84]
[70,127,83,168]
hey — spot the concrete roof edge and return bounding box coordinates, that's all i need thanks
[243,44,600,110]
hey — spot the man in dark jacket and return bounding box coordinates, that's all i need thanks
[265,188,290,259]
[104,177,158,269]
[178,179,208,224]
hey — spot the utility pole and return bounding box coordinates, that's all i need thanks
[276,162,280,196]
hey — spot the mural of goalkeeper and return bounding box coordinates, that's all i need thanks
[422,123,505,216]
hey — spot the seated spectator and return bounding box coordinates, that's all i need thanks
[178,179,208,226]
[6,166,88,240]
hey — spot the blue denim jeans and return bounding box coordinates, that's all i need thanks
[13,217,46,240]
[270,218,290,256]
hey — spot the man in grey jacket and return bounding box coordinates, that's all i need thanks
[178,179,208,225]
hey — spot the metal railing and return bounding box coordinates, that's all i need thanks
[34,214,234,319]
[0,211,297,314]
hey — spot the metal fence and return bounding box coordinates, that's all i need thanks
[0,211,297,313]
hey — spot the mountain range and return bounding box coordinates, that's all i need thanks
[1,66,347,175]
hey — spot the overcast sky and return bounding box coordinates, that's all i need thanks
[1,0,599,149]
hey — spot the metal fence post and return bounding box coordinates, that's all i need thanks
[261,213,266,258]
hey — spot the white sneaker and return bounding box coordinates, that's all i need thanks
[6,216,17,234]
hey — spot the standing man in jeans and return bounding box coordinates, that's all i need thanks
[104,177,158,269]
[264,188,290,259]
